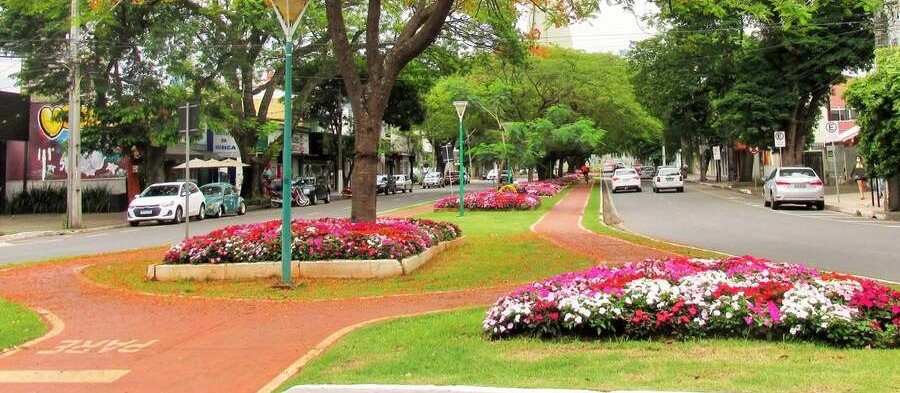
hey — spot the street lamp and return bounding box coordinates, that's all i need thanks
[268,0,311,287]
[474,102,510,185]
[453,101,468,217]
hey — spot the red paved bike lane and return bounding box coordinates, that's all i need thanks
[0,259,507,393]
[532,183,675,263]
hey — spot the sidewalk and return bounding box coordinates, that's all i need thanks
[686,175,894,220]
[0,212,125,239]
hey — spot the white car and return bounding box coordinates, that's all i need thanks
[422,172,445,188]
[762,167,825,210]
[485,169,498,181]
[652,167,684,193]
[127,182,206,226]
[393,174,413,193]
[611,168,641,193]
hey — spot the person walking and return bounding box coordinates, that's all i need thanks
[580,163,590,182]
[851,156,868,201]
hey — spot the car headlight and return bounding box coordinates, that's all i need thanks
[161,201,175,207]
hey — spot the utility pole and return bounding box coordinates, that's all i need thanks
[66,0,82,229]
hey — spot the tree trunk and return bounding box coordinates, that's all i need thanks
[350,116,381,222]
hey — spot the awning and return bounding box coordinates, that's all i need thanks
[172,158,214,169]
[840,126,859,144]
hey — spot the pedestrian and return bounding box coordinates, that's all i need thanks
[851,155,867,201]
[580,163,590,181]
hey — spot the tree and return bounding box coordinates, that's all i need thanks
[844,48,900,179]
[322,1,601,222]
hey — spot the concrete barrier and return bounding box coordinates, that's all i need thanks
[146,237,465,281]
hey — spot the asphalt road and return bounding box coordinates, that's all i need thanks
[0,182,492,265]
[610,182,900,282]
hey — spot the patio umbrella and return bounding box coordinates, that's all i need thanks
[172,158,210,170]
[220,158,250,167]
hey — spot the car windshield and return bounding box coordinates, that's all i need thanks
[780,168,816,178]
[200,186,222,196]
[294,177,315,185]
[615,169,636,176]
[426,173,439,179]
[142,185,180,197]
[659,169,680,176]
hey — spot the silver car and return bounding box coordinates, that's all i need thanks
[762,167,825,210]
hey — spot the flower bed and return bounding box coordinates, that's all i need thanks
[163,217,461,265]
[484,256,900,348]
[523,181,563,197]
[434,190,540,210]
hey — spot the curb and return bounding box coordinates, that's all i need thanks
[285,386,700,393]
[0,223,128,242]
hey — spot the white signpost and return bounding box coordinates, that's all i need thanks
[825,121,841,201]
[774,131,786,167]
[712,146,722,161]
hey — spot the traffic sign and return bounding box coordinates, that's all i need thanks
[825,121,840,143]
[712,145,721,160]
[774,131,786,148]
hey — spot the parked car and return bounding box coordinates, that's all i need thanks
[376,174,397,194]
[611,168,642,193]
[762,167,825,210]
[499,169,512,183]
[423,172,445,188]
[444,171,470,185]
[200,182,247,217]
[639,166,656,180]
[127,182,205,226]
[294,177,331,205]
[602,161,623,177]
[652,167,684,193]
[393,174,413,193]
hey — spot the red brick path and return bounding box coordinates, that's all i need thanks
[532,183,675,264]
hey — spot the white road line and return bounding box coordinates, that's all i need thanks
[120,229,139,233]
[0,369,130,383]
[0,242,11,248]
[84,233,108,238]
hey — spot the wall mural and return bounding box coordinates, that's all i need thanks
[4,103,125,182]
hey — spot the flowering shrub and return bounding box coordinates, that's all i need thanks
[484,256,900,348]
[164,218,461,264]
[434,190,540,210]
[523,181,563,197]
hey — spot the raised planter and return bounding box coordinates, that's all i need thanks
[147,237,465,281]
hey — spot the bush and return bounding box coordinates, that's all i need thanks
[484,256,900,348]
[434,190,540,210]
[163,217,462,264]
[4,186,112,214]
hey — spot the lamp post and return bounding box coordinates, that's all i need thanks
[453,101,468,217]
[268,0,311,287]
[474,102,510,184]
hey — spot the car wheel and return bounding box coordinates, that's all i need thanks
[324,192,331,204]
[770,194,779,210]
[172,207,183,224]
[197,204,205,220]
[217,205,225,218]
[310,193,318,205]
[129,221,139,227]
[678,187,684,193]
[763,195,771,207]
[816,201,825,210]
[238,202,246,215]
[637,187,642,193]
[653,187,658,193]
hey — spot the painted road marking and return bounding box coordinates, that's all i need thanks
[0,369,130,383]
[120,229,139,233]
[84,233,108,238]
[37,339,159,355]
[0,242,11,247]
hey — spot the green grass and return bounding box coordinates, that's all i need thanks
[282,308,900,393]
[582,181,728,259]
[0,298,46,351]
[83,190,596,301]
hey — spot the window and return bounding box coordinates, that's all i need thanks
[224,188,234,196]
[827,107,857,121]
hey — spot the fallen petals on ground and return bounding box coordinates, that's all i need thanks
[435,190,541,210]
[164,217,461,264]
[484,256,900,348]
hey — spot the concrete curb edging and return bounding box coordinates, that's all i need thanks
[146,237,465,281]
[0,223,127,242]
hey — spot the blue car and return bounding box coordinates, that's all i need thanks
[200,183,247,218]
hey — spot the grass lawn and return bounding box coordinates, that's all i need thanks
[0,298,47,351]
[582,181,729,259]
[82,190,597,301]
[282,307,900,393]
